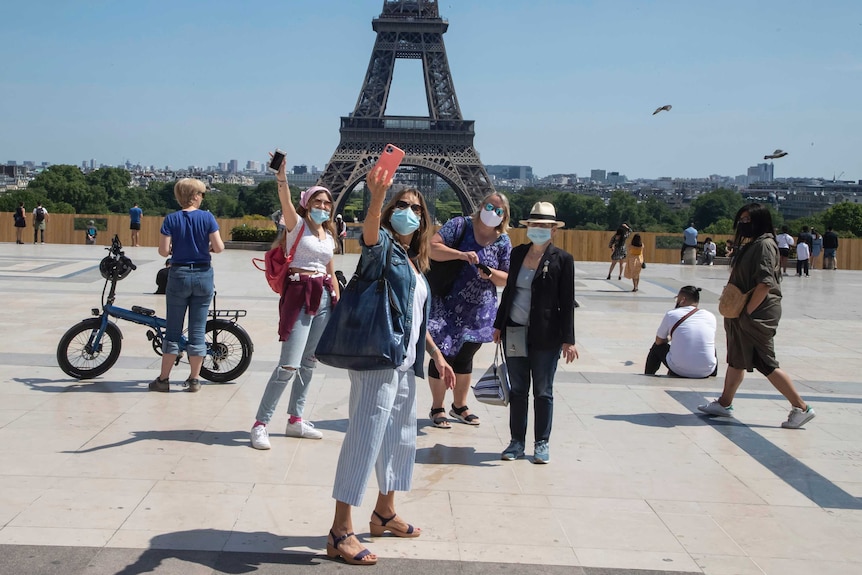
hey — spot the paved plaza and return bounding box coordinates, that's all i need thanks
[1,241,861,575]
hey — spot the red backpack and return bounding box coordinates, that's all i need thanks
[252,223,305,294]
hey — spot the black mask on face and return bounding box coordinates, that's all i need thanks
[736,221,754,238]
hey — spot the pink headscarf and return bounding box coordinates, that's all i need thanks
[299,186,332,209]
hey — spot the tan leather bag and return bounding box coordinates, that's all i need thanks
[718,284,752,318]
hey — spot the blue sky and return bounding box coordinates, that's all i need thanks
[2,0,861,180]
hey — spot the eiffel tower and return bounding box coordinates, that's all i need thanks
[318,0,495,215]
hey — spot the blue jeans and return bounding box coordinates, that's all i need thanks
[256,289,331,422]
[164,266,214,357]
[505,347,561,444]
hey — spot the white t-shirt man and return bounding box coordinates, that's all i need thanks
[656,306,717,378]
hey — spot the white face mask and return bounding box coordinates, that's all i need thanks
[479,208,504,228]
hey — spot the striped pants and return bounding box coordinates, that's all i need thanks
[332,367,417,507]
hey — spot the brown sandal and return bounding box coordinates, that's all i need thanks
[326,530,377,565]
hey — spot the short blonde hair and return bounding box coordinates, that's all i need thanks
[174,178,206,208]
[471,192,511,233]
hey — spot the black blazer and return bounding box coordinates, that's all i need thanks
[494,242,576,350]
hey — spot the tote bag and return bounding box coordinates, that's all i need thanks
[425,217,467,297]
[315,243,406,371]
[472,343,510,407]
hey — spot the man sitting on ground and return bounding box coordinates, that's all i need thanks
[645,285,717,378]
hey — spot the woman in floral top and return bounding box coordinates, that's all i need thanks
[426,192,512,428]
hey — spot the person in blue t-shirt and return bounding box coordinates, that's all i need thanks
[149,179,224,393]
[681,222,698,262]
[129,203,143,246]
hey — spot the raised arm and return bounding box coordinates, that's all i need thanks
[272,153,299,232]
[363,167,392,247]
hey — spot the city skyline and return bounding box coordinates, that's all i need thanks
[2,0,861,181]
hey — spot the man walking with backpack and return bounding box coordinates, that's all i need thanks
[33,202,48,244]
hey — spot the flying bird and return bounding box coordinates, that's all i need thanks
[652,104,672,115]
[764,149,788,160]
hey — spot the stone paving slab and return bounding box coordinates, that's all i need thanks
[0,242,861,575]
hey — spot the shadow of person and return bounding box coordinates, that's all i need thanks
[61,429,251,453]
[595,413,772,429]
[112,529,323,575]
[14,377,144,394]
[415,444,498,467]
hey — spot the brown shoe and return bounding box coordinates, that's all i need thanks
[148,377,169,392]
[184,378,201,393]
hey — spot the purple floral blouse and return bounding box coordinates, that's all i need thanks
[428,216,512,357]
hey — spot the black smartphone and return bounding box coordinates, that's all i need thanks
[269,149,286,171]
[475,263,491,275]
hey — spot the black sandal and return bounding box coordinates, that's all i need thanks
[429,407,451,429]
[449,404,480,426]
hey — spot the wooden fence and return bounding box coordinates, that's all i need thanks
[3,212,860,269]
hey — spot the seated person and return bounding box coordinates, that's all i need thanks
[701,237,716,265]
[85,220,98,245]
[154,259,171,294]
[645,286,717,378]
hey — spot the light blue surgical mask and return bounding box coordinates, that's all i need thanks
[390,207,421,236]
[526,227,552,245]
[309,208,330,224]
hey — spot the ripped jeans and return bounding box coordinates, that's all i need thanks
[255,289,331,423]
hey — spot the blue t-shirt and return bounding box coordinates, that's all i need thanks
[683,226,698,246]
[129,206,143,224]
[160,209,219,264]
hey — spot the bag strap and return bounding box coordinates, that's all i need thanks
[285,222,305,264]
[669,308,699,338]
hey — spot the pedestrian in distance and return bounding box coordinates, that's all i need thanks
[149,178,224,393]
[335,213,346,254]
[810,228,823,269]
[775,225,794,276]
[13,201,26,244]
[250,153,340,449]
[823,226,839,270]
[326,166,455,566]
[493,201,578,464]
[606,223,630,280]
[624,233,644,292]
[426,192,512,429]
[681,222,698,263]
[795,240,810,277]
[154,259,171,295]
[32,202,48,244]
[129,203,143,246]
[701,237,717,265]
[699,203,816,429]
[645,286,717,378]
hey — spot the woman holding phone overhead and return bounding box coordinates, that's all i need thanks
[248,152,340,449]
[326,164,455,566]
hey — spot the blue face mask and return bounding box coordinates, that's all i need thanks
[309,208,330,224]
[390,207,421,236]
[526,227,552,245]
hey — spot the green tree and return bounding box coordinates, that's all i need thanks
[26,165,93,213]
[605,190,638,230]
[689,188,745,230]
[822,202,862,237]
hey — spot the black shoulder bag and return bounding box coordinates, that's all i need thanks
[425,217,468,297]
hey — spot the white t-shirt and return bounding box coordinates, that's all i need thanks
[283,222,334,274]
[776,233,794,249]
[796,242,810,260]
[399,266,428,372]
[656,306,717,378]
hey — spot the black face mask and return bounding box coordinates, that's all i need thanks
[736,221,754,238]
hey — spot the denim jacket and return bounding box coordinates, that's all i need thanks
[358,227,430,377]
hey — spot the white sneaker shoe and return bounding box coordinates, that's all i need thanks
[698,400,734,417]
[781,406,815,429]
[250,425,271,450]
[285,420,323,439]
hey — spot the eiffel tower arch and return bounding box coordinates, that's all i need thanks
[317,0,495,218]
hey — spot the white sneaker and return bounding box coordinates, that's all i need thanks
[698,400,734,417]
[285,420,323,439]
[781,406,815,429]
[250,425,271,450]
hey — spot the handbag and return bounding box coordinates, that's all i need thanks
[252,222,305,294]
[425,217,468,297]
[641,262,646,269]
[718,283,752,318]
[472,343,510,407]
[315,242,406,371]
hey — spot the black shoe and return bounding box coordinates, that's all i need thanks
[184,378,201,393]
[148,377,169,392]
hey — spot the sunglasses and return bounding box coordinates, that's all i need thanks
[484,203,504,217]
[395,200,423,215]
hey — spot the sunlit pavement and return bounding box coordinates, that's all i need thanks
[1,241,861,575]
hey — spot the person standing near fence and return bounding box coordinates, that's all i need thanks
[32,202,48,244]
[129,203,143,246]
[14,202,26,244]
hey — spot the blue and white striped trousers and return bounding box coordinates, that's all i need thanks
[331,367,417,507]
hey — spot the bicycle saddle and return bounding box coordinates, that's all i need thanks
[131,306,156,317]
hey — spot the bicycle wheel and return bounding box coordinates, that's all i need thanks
[57,318,123,379]
[200,319,253,383]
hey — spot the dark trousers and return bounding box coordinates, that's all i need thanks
[506,347,560,444]
[645,342,718,377]
[796,259,809,276]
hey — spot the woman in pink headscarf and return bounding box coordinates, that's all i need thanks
[249,153,340,450]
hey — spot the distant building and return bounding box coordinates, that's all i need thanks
[228,159,239,174]
[590,169,606,183]
[293,165,308,175]
[747,162,773,184]
[218,162,228,172]
[485,165,533,181]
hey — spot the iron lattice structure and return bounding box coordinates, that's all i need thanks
[317,0,495,214]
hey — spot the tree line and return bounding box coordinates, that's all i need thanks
[1,165,860,237]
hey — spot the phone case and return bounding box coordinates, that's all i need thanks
[372,144,405,178]
[269,149,286,171]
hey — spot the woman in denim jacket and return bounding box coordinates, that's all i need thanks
[326,167,455,566]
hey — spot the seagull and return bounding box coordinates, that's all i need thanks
[764,149,788,160]
[652,104,672,115]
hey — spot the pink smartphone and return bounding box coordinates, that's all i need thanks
[372,144,405,178]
